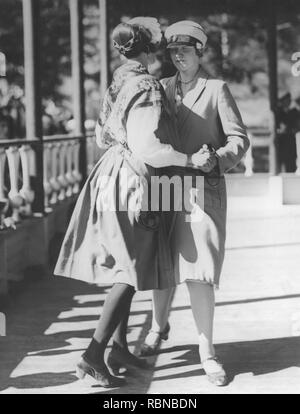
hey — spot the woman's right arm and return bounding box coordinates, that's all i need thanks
[126,89,205,169]
[95,90,112,150]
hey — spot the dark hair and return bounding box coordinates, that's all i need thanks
[195,47,204,58]
[112,23,152,58]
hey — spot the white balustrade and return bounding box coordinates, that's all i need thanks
[43,143,53,211]
[0,135,95,229]
[87,136,95,175]
[43,138,86,206]
[48,142,60,205]
[19,145,35,216]
[5,146,23,223]
[0,148,9,229]
[65,140,76,197]
[57,141,69,201]
[72,140,82,194]
[28,146,36,177]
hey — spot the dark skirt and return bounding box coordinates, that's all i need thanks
[54,145,175,291]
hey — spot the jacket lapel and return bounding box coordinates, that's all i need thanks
[164,74,178,120]
[183,77,207,110]
[180,69,208,128]
[164,69,209,130]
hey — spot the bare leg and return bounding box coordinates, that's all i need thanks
[186,281,227,385]
[139,287,174,356]
[151,287,175,332]
[186,281,215,362]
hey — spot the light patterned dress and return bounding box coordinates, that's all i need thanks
[54,62,187,290]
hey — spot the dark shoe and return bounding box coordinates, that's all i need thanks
[107,343,150,375]
[201,356,228,387]
[139,322,170,357]
[76,356,126,388]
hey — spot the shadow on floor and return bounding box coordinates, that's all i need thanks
[0,275,109,391]
[0,273,157,393]
[1,272,299,393]
[151,336,300,383]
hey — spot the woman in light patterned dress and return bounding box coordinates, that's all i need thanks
[54,18,207,387]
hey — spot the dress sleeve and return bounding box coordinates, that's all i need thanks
[95,90,112,149]
[126,88,188,168]
[216,82,250,174]
[95,122,107,149]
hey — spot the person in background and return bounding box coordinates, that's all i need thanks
[293,96,300,132]
[276,92,297,173]
[293,96,300,173]
[0,110,13,140]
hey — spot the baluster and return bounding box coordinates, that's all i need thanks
[49,142,60,205]
[65,140,76,197]
[86,136,91,174]
[19,145,35,216]
[28,146,36,176]
[72,140,82,194]
[86,136,94,174]
[5,146,23,223]
[28,146,37,209]
[43,143,52,211]
[0,148,9,229]
[92,137,97,166]
[57,141,69,201]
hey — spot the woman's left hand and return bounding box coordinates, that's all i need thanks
[199,153,217,173]
[198,145,218,173]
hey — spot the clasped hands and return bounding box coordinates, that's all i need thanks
[188,144,218,173]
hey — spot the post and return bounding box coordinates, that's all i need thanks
[70,0,87,184]
[267,0,279,175]
[22,0,44,214]
[99,0,110,98]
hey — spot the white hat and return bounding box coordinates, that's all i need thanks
[165,20,207,49]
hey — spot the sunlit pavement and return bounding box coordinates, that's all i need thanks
[0,197,300,394]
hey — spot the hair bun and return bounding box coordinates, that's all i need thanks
[112,23,140,56]
[112,17,162,57]
[127,17,162,46]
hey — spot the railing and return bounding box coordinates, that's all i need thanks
[243,127,272,177]
[1,127,299,230]
[0,132,101,230]
[245,127,300,176]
